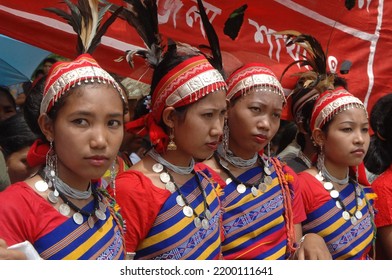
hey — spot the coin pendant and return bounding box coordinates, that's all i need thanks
[35,180,48,192]
[73,212,84,225]
[236,183,246,194]
[356,187,362,196]
[351,216,358,226]
[176,195,185,206]
[315,173,324,181]
[251,186,259,197]
[95,209,106,221]
[355,210,363,220]
[258,183,267,193]
[88,216,95,228]
[205,209,212,220]
[99,201,106,212]
[264,166,271,176]
[335,200,342,209]
[330,189,339,199]
[342,211,350,221]
[324,182,334,190]
[165,181,176,193]
[194,217,202,228]
[225,178,233,185]
[264,176,273,186]
[202,218,209,229]
[183,206,193,217]
[357,197,363,206]
[160,172,171,183]
[48,191,59,204]
[152,163,164,173]
[59,203,71,216]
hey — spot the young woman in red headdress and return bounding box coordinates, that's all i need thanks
[0,1,127,260]
[198,63,331,260]
[109,0,228,260]
[298,87,376,259]
[279,32,376,259]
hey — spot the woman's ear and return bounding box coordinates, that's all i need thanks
[38,114,54,142]
[161,107,176,129]
[311,128,325,147]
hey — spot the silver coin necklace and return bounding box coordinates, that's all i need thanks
[317,172,362,225]
[36,169,107,228]
[153,163,211,230]
[214,152,272,196]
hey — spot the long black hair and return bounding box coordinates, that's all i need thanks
[364,94,392,175]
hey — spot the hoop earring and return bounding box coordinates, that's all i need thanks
[46,140,57,185]
[222,118,229,153]
[167,128,177,151]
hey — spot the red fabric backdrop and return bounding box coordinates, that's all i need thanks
[1,0,391,118]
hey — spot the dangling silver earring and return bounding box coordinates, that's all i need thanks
[222,118,229,153]
[316,145,325,172]
[110,160,117,198]
[46,140,57,186]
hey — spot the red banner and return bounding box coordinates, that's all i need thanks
[1,0,390,117]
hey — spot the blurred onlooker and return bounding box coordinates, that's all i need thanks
[118,77,150,166]
[0,86,17,190]
[41,57,57,75]
[0,86,17,121]
[0,113,39,186]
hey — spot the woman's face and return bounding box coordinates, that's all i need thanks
[321,107,370,170]
[228,90,283,158]
[6,146,38,183]
[172,90,227,161]
[47,84,124,186]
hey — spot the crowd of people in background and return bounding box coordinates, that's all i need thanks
[0,0,391,260]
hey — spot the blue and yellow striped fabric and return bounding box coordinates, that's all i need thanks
[302,182,375,259]
[34,191,125,260]
[221,165,289,260]
[135,170,222,260]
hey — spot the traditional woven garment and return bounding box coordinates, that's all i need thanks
[200,157,305,260]
[0,182,125,260]
[299,172,375,259]
[114,168,222,260]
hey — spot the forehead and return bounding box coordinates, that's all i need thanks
[331,107,368,124]
[189,89,226,108]
[235,90,283,107]
[61,84,123,110]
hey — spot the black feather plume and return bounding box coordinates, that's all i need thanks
[44,0,122,55]
[196,0,224,76]
[277,30,335,92]
[223,4,248,40]
[122,0,163,68]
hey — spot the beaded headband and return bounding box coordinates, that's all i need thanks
[226,63,286,103]
[41,54,124,114]
[310,87,367,131]
[151,55,227,122]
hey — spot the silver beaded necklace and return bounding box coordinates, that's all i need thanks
[217,145,258,169]
[148,149,194,175]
